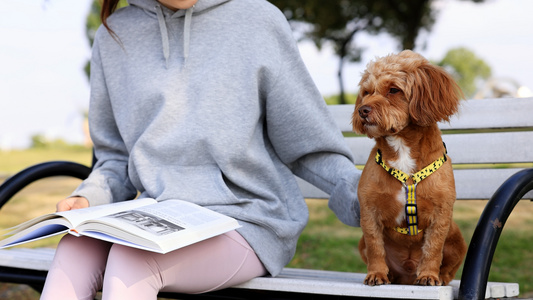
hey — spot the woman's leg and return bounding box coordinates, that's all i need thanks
[40,235,112,300]
[101,230,267,300]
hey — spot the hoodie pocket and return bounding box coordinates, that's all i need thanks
[154,164,242,206]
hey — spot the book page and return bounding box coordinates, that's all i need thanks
[137,200,232,228]
[0,219,71,248]
[57,198,157,228]
[3,198,156,236]
[77,200,240,253]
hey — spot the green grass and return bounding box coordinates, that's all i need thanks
[324,93,358,105]
[0,148,92,175]
[1,148,532,298]
[287,199,366,271]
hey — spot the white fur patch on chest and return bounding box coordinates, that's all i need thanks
[385,136,414,225]
[385,136,416,174]
[395,189,406,225]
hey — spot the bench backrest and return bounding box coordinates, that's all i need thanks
[297,97,533,200]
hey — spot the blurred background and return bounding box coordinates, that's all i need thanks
[1,1,533,298]
[1,0,532,149]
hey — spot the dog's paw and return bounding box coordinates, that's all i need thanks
[364,272,391,286]
[415,274,441,286]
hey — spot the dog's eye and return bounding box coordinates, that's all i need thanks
[362,91,370,96]
[389,88,401,95]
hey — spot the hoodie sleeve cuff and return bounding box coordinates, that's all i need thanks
[328,178,361,227]
[70,183,114,207]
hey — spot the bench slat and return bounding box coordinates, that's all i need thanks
[298,168,533,200]
[235,274,454,300]
[444,131,533,164]
[344,127,533,166]
[443,97,533,130]
[330,98,533,133]
[448,280,520,299]
[0,248,55,271]
[454,168,533,199]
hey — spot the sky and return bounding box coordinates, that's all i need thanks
[1,0,532,150]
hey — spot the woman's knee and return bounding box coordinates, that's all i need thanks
[105,244,163,288]
[41,236,112,300]
[102,244,163,299]
[56,235,112,266]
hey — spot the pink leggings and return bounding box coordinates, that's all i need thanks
[40,230,267,300]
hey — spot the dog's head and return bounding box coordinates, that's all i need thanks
[352,50,463,138]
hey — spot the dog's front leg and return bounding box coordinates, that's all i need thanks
[415,210,452,286]
[360,208,390,285]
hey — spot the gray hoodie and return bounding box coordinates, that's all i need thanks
[74,0,361,276]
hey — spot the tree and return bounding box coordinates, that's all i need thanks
[268,0,435,103]
[436,47,491,98]
[268,0,485,104]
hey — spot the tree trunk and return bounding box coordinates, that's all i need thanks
[338,56,346,105]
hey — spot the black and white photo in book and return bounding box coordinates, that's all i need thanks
[110,210,185,236]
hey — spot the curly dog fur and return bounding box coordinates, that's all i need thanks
[352,50,467,286]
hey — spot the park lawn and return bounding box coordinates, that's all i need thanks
[0,148,532,297]
[0,147,92,175]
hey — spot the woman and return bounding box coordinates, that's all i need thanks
[41,0,361,299]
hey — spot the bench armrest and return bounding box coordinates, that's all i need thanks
[459,168,533,299]
[0,161,91,209]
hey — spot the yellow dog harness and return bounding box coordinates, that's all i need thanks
[375,143,448,236]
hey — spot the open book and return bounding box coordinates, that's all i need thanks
[0,198,240,254]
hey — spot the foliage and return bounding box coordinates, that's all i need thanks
[436,47,492,98]
[268,0,436,104]
[268,0,486,104]
[83,0,101,77]
[324,93,358,105]
[269,0,436,54]
[29,134,88,151]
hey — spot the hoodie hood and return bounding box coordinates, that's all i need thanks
[127,0,231,67]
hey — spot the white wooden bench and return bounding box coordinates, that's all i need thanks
[1,97,532,299]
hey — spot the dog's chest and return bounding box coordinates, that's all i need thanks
[385,136,417,225]
[385,136,416,174]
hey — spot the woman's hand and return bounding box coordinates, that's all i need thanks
[56,196,89,212]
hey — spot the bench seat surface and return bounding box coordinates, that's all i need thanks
[0,248,519,299]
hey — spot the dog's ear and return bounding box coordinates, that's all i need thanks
[408,63,464,126]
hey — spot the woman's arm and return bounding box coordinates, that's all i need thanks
[263,14,361,227]
[71,30,137,207]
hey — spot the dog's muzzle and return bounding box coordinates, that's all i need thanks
[358,105,372,119]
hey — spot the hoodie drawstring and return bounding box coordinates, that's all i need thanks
[155,4,194,68]
[183,7,193,59]
[155,4,170,68]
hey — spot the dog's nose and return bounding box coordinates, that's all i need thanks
[359,105,372,118]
